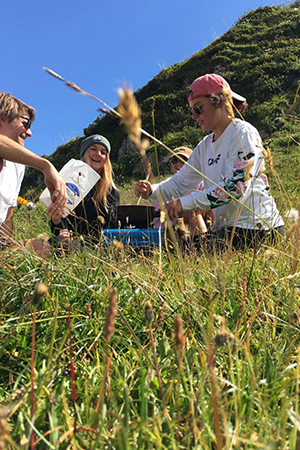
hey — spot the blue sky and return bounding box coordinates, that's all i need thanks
[2,0,278,157]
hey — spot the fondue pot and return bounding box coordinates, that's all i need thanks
[116,205,159,228]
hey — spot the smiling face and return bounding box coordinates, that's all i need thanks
[171,158,186,174]
[0,111,32,146]
[87,143,108,172]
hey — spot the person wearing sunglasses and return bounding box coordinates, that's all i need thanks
[152,146,212,238]
[0,92,67,242]
[135,74,284,250]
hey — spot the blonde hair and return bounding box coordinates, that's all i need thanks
[0,92,35,122]
[82,150,116,210]
[208,92,248,113]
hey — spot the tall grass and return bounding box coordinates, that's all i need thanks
[0,203,300,448]
[2,78,300,447]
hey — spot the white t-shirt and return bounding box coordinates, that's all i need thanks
[0,160,25,225]
[150,119,284,231]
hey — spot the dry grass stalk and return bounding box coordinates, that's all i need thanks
[286,206,300,273]
[118,85,142,147]
[262,144,274,171]
[0,407,9,450]
[174,218,190,243]
[118,86,154,181]
[286,222,300,241]
[44,67,171,180]
[245,159,254,181]
[174,315,183,352]
[286,83,300,116]
[113,239,124,255]
[43,67,111,114]
[104,288,118,343]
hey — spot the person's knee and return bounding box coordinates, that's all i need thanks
[25,237,51,258]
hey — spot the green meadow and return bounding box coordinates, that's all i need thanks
[2,3,300,448]
[2,160,300,449]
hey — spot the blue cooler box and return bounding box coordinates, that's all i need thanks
[102,228,164,248]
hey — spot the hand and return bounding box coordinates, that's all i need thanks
[164,198,183,221]
[135,180,153,199]
[58,229,71,239]
[42,161,67,207]
[47,202,65,225]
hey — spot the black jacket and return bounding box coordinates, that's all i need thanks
[50,186,120,239]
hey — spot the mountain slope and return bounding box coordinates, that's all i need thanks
[21,1,300,201]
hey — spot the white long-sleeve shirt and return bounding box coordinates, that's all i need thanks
[150,119,284,231]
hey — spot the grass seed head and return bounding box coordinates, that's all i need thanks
[104,288,118,343]
[31,282,48,306]
[118,85,142,147]
[174,315,183,351]
[262,144,274,171]
[144,301,155,324]
[245,160,254,181]
[214,330,235,348]
[174,218,190,242]
[97,215,105,225]
[113,239,124,254]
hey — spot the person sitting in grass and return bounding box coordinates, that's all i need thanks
[30,135,119,256]
[0,92,67,247]
[152,146,213,239]
[135,73,284,251]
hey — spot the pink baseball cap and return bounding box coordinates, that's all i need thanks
[188,74,246,103]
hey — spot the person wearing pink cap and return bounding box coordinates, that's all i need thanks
[135,74,284,250]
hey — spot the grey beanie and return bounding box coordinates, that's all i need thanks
[80,134,111,159]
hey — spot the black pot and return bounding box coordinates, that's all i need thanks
[116,205,157,228]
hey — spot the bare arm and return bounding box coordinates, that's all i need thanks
[0,135,67,205]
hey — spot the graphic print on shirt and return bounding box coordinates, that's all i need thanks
[208,154,221,166]
[207,150,255,209]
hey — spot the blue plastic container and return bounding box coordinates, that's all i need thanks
[102,228,164,248]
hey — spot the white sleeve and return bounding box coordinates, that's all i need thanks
[150,151,205,203]
[153,123,265,212]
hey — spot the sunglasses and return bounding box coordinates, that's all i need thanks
[20,116,32,130]
[191,101,209,116]
[171,156,188,165]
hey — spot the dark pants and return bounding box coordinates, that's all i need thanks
[191,226,285,253]
[208,226,285,252]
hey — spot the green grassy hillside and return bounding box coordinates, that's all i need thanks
[21,2,300,206]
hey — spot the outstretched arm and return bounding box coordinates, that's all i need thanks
[0,135,67,206]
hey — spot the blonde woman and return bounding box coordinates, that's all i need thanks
[49,134,119,242]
